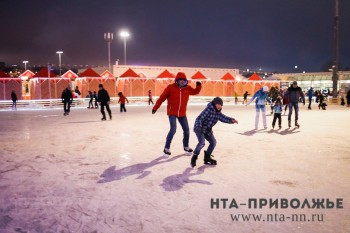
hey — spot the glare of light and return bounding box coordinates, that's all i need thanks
[120,31,130,38]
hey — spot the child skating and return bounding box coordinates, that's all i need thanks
[272,97,283,129]
[118,92,129,112]
[191,97,238,168]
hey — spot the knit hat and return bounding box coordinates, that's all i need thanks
[263,86,268,92]
[212,97,223,106]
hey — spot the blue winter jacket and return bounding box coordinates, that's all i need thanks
[248,89,271,106]
[194,102,234,134]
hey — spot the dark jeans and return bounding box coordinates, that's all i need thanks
[194,131,217,155]
[120,104,126,112]
[149,98,154,105]
[308,97,312,108]
[88,99,93,108]
[272,113,282,127]
[100,103,111,118]
[288,102,299,121]
[165,116,189,149]
[63,101,71,113]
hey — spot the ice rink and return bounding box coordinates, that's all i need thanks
[1,101,350,233]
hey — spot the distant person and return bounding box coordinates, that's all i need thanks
[234,91,238,104]
[284,81,305,128]
[11,90,18,110]
[347,90,350,107]
[93,91,99,108]
[242,91,250,105]
[61,85,73,116]
[317,92,325,110]
[148,90,154,105]
[246,86,271,130]
[87,91,94,108]
[191,97,238,168]
[98,84,112,121]
[152,72,202,157]
[74,86,81,98]
[118,92,129,112]
[307,87,314,110]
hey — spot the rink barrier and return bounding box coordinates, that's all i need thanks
[0,96,242,110]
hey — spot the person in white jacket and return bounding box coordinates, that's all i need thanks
[247,86,271,129]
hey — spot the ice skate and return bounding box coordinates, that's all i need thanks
[288,120,291,128]
[184,147,193,155]
[109,114,112,120]
[204,150,217,165]
[279,125,282,129]
[101,117,106,121]
[190,154,198,168]
[163,148,171,158]
[295,121,300,128]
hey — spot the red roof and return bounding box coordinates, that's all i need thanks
[79,68,101,77]
[100,70,114,78]
[19,70,35,79]
[248,73,262,81]
[221,72,235,80]
[120,68,139,77]
[33,67,57,78]
[61,70,78,79]
[157,69,175,78]
[0,70,10,78]
[191,71,206,79]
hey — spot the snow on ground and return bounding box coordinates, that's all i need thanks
[0,102,350,233]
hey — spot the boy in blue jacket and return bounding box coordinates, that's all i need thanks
[191,97,238,168]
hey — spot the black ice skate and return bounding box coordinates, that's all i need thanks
[204,150,217,165]
[191,154,198,168]
[101,117,106,121]
[288,120,291,128]
[184,147,193,155]
[163,148,171,158]
[295,121,300,128]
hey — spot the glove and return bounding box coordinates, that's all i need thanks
[152,109,156,114]
[196,81,202,86]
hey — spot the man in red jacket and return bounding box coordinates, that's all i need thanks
[152,72,202,157]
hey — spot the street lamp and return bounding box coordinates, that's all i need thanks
[104,32,114,71]
[56,51,63,76]
[23,60,28,70]
[120,30,130,65]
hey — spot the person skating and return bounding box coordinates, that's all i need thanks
[284,81,305,128]
[148,90,154,105]
[272,97,283,129]
[246,86,271,130]
[98,84,112,121]
[191,97,238,168]
[118,92,129,112]
[242,91,250,105]
[87,91,94,108]
[11,90,18,110]
[152,72,202,157]
[93,91,99,108]
[61,85,73,116]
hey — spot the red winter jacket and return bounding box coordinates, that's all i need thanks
[118,95,128,104]
[153,82,201,117]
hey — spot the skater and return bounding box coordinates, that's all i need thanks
[307,87,314,109]
[148,90,154,105]
[11,90,18,110]
[152,72,202,157]
[87,91,94,108]
[317,92,325,110]
[346,89,350,107]
[61,85,73,116]
[284,81,305,128]
[93,91,99,108]
[191,97,238,168]
[247,86,271,130]
[118,92,129,112]
[272,97,283,129]
[74,86,81,98]
[269,86,281,114]
[242,91,250,105]
[98,84,112,120]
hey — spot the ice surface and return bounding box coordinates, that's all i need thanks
[0,102,349,233]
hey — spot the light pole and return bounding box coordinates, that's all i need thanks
[23,60,28,70]
[56,51,63,76]
[331,0,339,100]
[104,32,114,71]
[120,30,130,65]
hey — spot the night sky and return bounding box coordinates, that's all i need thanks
[1,0,349,73]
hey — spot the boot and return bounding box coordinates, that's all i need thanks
[295,120,300,128]
[184,147,193,155]
[288,120,291,128]
[109,113,112,120]
[204,150,217,165]
[191,154,198,168]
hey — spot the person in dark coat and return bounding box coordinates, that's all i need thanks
[11,90,18,110]
[97,84,112,120]
[284,81,305,127]
[61,85,73,116]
